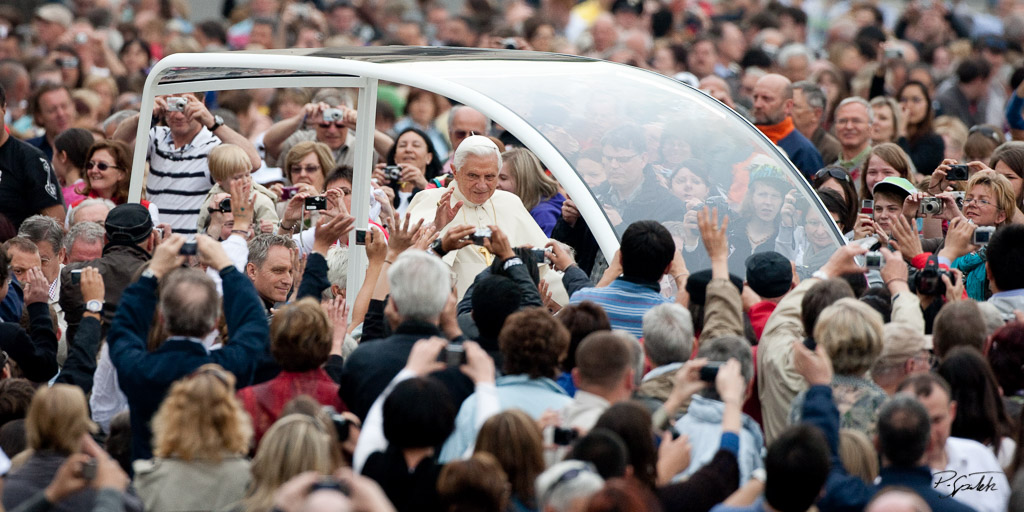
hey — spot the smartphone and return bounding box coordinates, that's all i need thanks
[180,242,197,255]
[861,200,874,219]
[355,229,366,245]
[71,268,83,285]
[80,459,97,481]
[699,362,722,382]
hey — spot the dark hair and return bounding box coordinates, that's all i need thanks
[106,411,133,474]
[816,187,855,233]
[937,346,1013,452]
[0,243,8,285]
[54,128,95,170]
[600,124,646,155]
[197,20,228,45]
[876,395,931,467]
[490,247,540,285]
[385,127,444,182]
[557,302,611,372]
[382,377,456,449]
[576,332,633,390]
[593,401,657,489]
[437,453,510,512]
[956,58,992,84]
[800,279,854,335]
[988,322,1024,396]
[620,221,675,282]
[0,417,25,458]
[897,81,934,142]
[932,301,986,360]
[325,165,354,188]
[568,428,629,480]
[0,81,5,108]
[269,298,332,372]
[765,425,831,512]
[471,275,522,339]
[82,140,133,202]
[860,286,892,323]
[30,82,70,118]
[0,378,35,426]
[987,224,1024,292]
[119,39,153,66]
[499,308,570,379]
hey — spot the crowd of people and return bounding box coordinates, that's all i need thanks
[2,0,1024,511]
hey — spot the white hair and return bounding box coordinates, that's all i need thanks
[837,96,875,124]
[69,198,116,228]
[387,250,451,322]
[642,303,694,367]
[777,43,814,68]
[326,245,349,291]
[453,135,502,173]
[535,461,604,512]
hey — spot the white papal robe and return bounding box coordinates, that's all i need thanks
[406,182,568,303]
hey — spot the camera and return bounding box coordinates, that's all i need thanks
[470,227,492,246]
[803,337,817,350]
[552,426,579,446]
[71,269,83,285]
[384,165,403,181]
[919,197,943,216]
[861,199,874,219]
[166,97,187,112]
[59,56,79,69]
[883,47,903,59]
[530,248,551,264]
[699,362,722,382]
[310,477,350,496]
[442,343,466,367]
[704,197,727,213]
[501,37,518,50]
[911,255,955,296]
[180,242,197,255]
[973,226,995,245]
[947,164,970,181]
[80,459,97,481]
[280,186,299,200]
[865,250,884,270]
[75,32,88,45]
[218,197,231,213]
[304,196,327,210]
[323,406,351,443]
[952,191,965,210]
[355,229,366,245]
[323,108,345,123]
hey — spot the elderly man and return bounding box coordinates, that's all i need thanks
[832,97,874,181]
[64,221,106,263]
[406,135,556,299]
[69,198,114,227]
[442,105,490,175]
[752,74,823,179]
[792,81,842,165]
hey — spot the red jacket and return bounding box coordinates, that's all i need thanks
[237,368,346,445]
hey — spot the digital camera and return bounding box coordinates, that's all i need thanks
[911,255,956,296]
[384,165,402,181]
[947,164,970,181]
[304,196,327,210]
[973,226,995,245]
[166,97,187,112]
[919,197,943,216]
[323,108,345,123]
[217,197,231,213]
[865,251,884,270]
[470,227,492,245]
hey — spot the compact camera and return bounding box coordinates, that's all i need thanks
[947,164,970,181]
[699,362,722,382]
[442,344,467,367]
[217,197,231,213]
[530,248,551,264]
[883,47,904,59]
[323,406,351,443]
[280,186,299,200]
[304,196,327,210]
[951,191,965,210]
[384,165,403,181]
[552,426,579,446]
[865,250,884,270]
[180,242,197,255]
[71,269,83,285]
[470,227,492,246]
[165,97,187,112]
[322,108,345,123]
[501,37,518,50]
[973,226,995,245]
[919,197,943,216]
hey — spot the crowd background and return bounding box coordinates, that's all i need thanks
[3,0,1024,511]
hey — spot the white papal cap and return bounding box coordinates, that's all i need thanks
[453,135,502,172]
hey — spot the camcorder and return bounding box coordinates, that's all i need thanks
[911,255,956,296]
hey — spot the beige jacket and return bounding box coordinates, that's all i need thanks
[195,182,280,233]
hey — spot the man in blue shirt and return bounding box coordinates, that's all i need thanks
[568,220,686,338]
[752,74,824,180]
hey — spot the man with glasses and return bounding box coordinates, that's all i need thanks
[442,105,490,175]
[832,97,875,181]
[870,323,934,396]
[792,81,841,166]
[262,88,394,171]
[113,91,261,235]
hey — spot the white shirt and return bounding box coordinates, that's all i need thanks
[931,436,1010,512]
[561,389,610,433]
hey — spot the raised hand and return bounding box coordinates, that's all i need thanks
[433,188,463,231]
[22,267,50,305]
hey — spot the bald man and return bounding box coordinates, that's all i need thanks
[751,73,823,179]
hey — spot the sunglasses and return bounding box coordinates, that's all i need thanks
[814,167,852,183]
[452,130,477,139]
[86,161,120,171]
[968,125,1003,145]
[318,121,345,129]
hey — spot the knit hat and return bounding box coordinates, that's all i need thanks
[745,252,793,299]
[105,204,154,245]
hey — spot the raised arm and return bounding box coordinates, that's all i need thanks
[698,208,743,342]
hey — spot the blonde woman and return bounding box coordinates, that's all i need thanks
[276,141,337,230]
[1,385,142,512]
[860,143,915,200]
[869,96,902,145]
[496,148,565,236]
[134,364,253,512]
[231,414,338,512]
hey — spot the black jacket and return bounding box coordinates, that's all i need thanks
[0,302,58,383]
[59,243,151,343]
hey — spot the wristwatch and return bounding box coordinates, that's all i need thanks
[141,268,158,280]
[208,114,224,132]
[86,300,103,313]
[430,237,448,257]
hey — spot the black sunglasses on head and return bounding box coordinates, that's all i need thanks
[814,167,852,183]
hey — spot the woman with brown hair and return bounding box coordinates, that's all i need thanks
[69,140,161,223]
[474,410,545,511]
[134,364,253,512]
[859,143,914,200]
[897,80,945,176]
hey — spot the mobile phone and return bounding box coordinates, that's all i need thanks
[71,269,83,285]
[803,337,817,350]
[355,229,366,245]
[861,200,874,219]
[699,362,722,382]
[552,426,578,446]
[280,186,299,200]
[180,242,197,255]
[304,196,327,211]
[310,477,350,496]
[80,459,97,481]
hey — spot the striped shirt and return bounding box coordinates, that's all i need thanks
[146,126,219,234]
[568,278,671,338]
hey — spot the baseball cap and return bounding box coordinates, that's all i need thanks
[685,269,744,306]
[34,4,73,29]
[872,176,916,200]
[878,322,931,365]
[105,204,154,245]
[745,252,793,299]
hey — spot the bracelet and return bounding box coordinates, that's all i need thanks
[384,259,394,265]
[671,272,689,280]
[231,229,249,236]
[885,278,908,287]
[279,221,296,231]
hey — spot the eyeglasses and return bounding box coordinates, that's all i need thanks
[963,196,995,208]
[86,161,120,171]
[451,130,477,139]
[318,121,345,129]
[291,165,322,175]
[814,167,852,183]
[835,117,868,126]
[602,153,639,164]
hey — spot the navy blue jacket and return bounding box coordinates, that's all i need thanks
[778,129,824,180]
[108,266,270,461]
[802,385,977,512]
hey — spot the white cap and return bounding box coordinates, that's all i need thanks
[453,135,501,173]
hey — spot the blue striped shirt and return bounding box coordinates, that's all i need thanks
[568,278,671,338]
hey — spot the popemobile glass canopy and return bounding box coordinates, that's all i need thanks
[131,46,844,295]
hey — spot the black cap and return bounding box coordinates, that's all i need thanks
[105,204,154,245]
[745,252,792,299]
[684,269,743,306]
